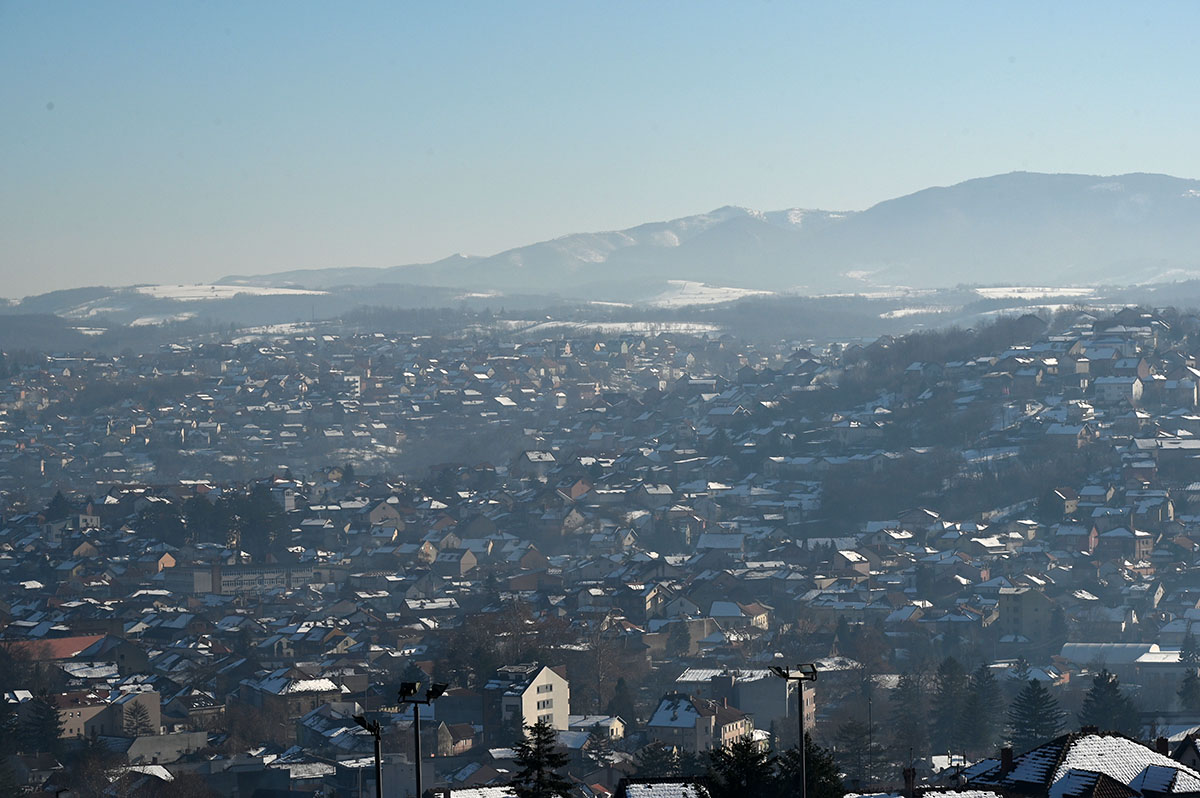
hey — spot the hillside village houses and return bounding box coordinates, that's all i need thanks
[11,307,1200,794]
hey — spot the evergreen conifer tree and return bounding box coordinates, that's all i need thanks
[585,723,614,768]
[704,736,778,798]
[1179,672,1200,713]
[511,719,572,798]
[677,749,709,777]
[667,621,692,658]
[0,761,20,797]
[1078,669,1140,736]
[233,484,287,562]
[20,691,64,756]
[606,677,638,730]
[834,719,884,788]
[1183,632,1200,666]
[125,701,154,736]
[1049,606,1069,647]
[44,490,72,522]
[888,672,929,762]
[401,660,428,685]
[960,664,1005,755]
[930,657,968,752]
[1006,679,1066,752]
[633,742,680,777]
[777,734,846,798]
[0,689,17,794]
[0,695,17,759]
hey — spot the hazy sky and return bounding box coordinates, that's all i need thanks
[4,1,1200,298]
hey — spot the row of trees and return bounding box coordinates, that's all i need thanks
[826,655,1147,786]
[133,485,288,559]
[514,718,844,798]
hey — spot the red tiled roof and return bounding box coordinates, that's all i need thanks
[2,635,105,661]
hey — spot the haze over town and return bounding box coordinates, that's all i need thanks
[9,4,1200,798]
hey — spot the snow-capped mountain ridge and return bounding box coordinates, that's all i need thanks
[221,171,1200,298]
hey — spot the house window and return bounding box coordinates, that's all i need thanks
[537,683,553,694]
[538,713,553,724]
[537,699,553,710]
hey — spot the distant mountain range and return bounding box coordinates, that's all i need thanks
[9,171,1200,344]
[220,172,1200,298]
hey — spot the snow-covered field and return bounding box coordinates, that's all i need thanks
[63,302,124,319]
[646,280,773,307]
[130,312,197,326]
[973,286,1094,300]
[230,322,316,343]
[495,320,721,336]
[238,322,314,336]
[530,321,721,335]
[134,284,326,301]
[968,302,1120,320]
[879,306,952,319]
[813,289,928,299]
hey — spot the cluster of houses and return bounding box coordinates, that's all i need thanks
[8,307,1200,794]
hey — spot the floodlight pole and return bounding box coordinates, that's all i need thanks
[413,701,422,798]
[398,682,449,798]
[770,664,819,798]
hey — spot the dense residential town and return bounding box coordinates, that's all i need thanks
[11,305,1200,797]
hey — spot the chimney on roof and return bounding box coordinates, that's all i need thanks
[1156,736,1170,755]
[903,766,917,798]
[1000,746,1014,777]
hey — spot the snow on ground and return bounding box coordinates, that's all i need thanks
[238,322,314,336]
[1133,268,1200,285]
[973,286,1094,300]
[498,320,721,336]
[646,280,773,307]
[879,306,953,319]
[968,303,1120,320]
[130,312,197,326]
[230,322,316,343]
[63,302,124,319]
[134,284,326,300]
[813,288,930,299]
[72,327,107,336]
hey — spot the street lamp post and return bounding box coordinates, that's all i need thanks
[769,663,819,798]
[352,714,383,798]
[398,681,448,798]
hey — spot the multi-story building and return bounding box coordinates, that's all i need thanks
[482,663,570,743]
[674,668,813,742]
[996,587,1056,647]
[645,692,753,752]
[234,667,342,743]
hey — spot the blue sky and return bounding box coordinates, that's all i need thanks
[3,1,1200,297]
